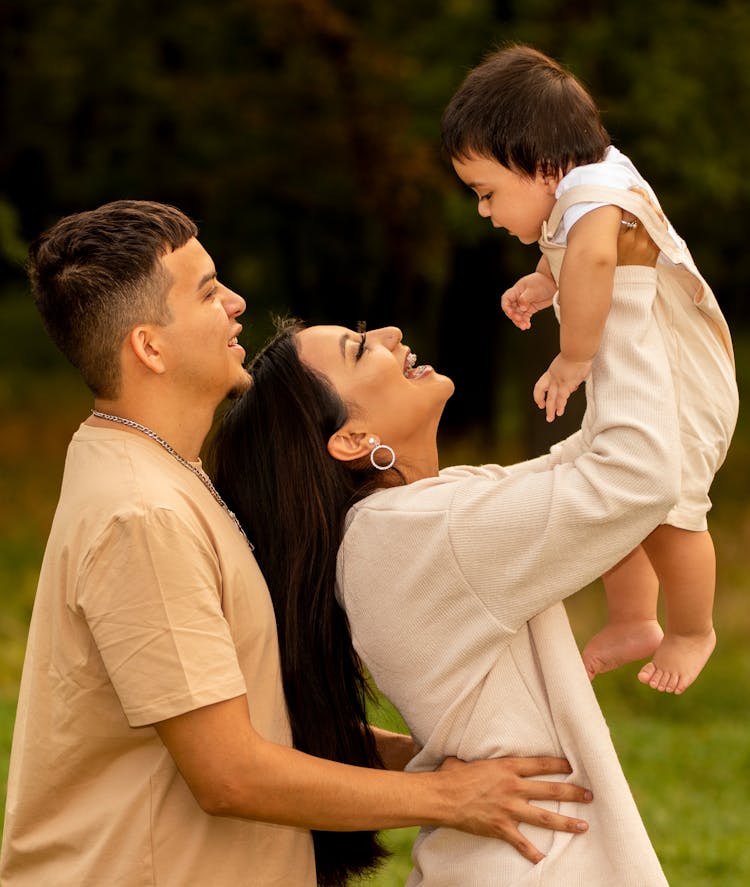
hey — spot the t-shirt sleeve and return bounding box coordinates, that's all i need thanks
[557,157,645,237]
[78,506,247,727]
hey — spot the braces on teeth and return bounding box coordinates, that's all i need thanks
[406,353,417,369]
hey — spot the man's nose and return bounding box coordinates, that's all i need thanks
[221,285,246,318]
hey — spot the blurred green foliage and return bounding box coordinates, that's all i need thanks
[1,7,748,879]
[1,0,749,443]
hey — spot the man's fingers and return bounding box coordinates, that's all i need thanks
[499,827,545,865]
[514,803,590,835]
[522,777,593,806]
[501,756,573,778]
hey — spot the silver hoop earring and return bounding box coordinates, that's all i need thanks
[369,443,396,471]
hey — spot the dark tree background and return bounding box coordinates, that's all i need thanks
[1,0,748,454]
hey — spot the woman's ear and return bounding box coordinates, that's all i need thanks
[327,429,373,463]
[127,325,167,376]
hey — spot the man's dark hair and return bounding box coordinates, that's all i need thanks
[28,200,198,397]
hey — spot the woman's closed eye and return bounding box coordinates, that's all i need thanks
[355,332,367,361]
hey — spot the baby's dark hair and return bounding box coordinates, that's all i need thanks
[441,44,610,178]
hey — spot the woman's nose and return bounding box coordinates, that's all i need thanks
[372,326,403,350]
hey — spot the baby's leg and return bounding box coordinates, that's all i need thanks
[637,526,716,695]
[582,545,662,680]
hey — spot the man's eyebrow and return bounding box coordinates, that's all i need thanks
[197,269,217,291]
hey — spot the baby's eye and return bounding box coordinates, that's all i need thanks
[480,192,492,202]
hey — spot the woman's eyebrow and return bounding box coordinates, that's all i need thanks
[339,332,350,359]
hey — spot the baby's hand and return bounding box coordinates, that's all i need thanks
[533,354,592,423]
[501,272,557,330]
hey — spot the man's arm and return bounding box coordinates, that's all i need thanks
[155,695,592,865]
[369,725,419,771]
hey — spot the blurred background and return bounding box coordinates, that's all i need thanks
[1,1,748,884]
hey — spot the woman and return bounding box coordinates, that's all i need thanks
[210,227,677,885]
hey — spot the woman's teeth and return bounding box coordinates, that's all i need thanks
[405,365,429,379]
[403,351,431,379]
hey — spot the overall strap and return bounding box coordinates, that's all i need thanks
[547,184,684,264]
[548,184,735,367]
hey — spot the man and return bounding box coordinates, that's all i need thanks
[0,201,592,886]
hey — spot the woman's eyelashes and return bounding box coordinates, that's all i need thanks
[355,332,367,361]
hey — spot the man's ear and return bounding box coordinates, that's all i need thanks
[127,325,167,376]
[327,429,373,463]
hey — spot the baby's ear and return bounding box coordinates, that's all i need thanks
[327,429,371,463]
[540,169,562,192]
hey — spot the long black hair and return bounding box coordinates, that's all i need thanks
[209,319,403,887]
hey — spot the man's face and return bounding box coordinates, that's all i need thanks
[157,238,251,403]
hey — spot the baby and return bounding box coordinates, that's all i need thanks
[442,44,739,694]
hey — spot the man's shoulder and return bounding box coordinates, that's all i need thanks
[56,427,225,553]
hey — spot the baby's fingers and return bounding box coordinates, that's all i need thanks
[552,388,570,422]
[501,292,531,330]
[536,376,563,423]
[533,372,550,410]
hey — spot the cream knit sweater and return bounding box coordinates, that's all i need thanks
[337,267,679,886]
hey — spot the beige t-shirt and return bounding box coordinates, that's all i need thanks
[0,425,315,886]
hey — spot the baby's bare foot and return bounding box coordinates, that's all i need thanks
[637,628,716,694]
[582,620,663,680]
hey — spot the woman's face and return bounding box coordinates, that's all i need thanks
[296,325,454,451]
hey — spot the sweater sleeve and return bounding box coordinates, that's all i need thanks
[448,266,680,629]
[502,428,585,477]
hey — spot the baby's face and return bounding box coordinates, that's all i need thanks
[452,154,560,244]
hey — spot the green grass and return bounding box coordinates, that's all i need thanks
[1,295,749,883]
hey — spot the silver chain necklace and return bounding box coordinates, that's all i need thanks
[91,410,253,550]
